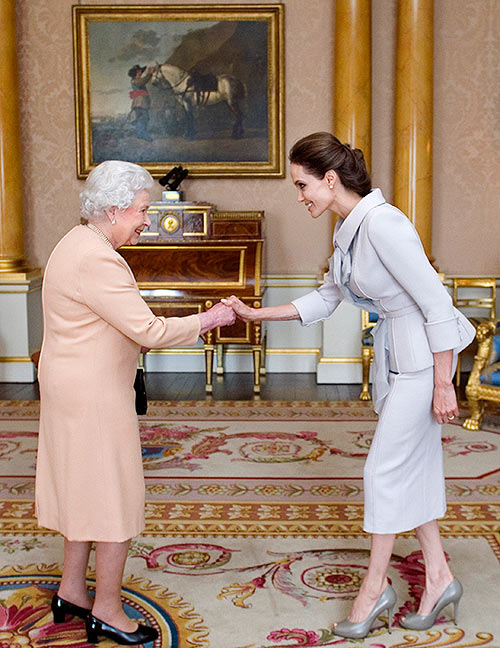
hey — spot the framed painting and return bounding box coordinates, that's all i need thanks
[72,4,284,178]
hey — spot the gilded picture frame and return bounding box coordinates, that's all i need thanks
[72,4,284,178]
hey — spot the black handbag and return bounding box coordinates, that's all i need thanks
[134,367,148,415]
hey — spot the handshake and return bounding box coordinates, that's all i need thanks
[198,296,255,335]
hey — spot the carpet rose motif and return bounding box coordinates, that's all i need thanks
[140,423,332,470]
[139,424,497,472]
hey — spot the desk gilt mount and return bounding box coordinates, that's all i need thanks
[119,198,265,392]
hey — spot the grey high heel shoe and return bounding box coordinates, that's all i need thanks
[333,585,397,639]
[400,578,463,631]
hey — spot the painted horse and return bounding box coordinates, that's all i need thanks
[152,63,246,139]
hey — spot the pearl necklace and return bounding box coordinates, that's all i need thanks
[86,223,114,249]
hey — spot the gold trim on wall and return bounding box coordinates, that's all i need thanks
[266,348,320,355]
[0,356,33,363]
[318,357,362,364]
[0,271,43,285]
[263,283,319,289]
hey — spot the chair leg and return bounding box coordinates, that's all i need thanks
[216,343,224,375]
[252,346,261,393]
[204,345,214,393]
[359,346,372,401]
[455,353,462,387]
[463,396,484,431]
[260,333,267,376]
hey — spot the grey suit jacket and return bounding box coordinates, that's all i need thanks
[292,189,475,379]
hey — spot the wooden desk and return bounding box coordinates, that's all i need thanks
[120,208,264,392]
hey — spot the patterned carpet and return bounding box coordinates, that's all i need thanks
[0,399,499,647]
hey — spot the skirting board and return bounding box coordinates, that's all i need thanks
[0,360,37,382]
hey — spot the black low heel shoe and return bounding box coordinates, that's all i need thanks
[86,614,159,645]
[51,593,92,624]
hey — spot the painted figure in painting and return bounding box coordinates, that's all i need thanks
[128,64,154,142]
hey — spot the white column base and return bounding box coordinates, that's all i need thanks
[0,272,43,383]
[316,301,363,384]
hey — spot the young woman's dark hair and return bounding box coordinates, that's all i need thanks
[289,131,372,197]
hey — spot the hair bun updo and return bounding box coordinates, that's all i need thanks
[289,132,371,197]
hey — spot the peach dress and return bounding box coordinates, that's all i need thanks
[35,225,200,541]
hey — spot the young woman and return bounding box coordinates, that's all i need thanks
[223,132,474,639]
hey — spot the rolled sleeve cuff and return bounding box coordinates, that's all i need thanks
[424,316,461,352]
[291,291,331,326]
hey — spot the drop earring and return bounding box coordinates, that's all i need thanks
[111,218,116,225]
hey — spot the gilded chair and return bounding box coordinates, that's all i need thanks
[359,310,379,400]
[463,319,500,430]
[452,278,496,386]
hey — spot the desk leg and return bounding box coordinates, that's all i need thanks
[260,332,267,376]
[216,343,224,375]
[205,345,214,393]
[359,347,372,401]
[252,311,263,392]
[252,346,261,393]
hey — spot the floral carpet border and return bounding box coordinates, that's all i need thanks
[1,501,498,537]
[0,399,378,420]
[2,398,497,421]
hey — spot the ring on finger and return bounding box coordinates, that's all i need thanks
[447,415,455,421]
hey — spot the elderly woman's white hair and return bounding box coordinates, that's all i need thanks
[80,160,154,222]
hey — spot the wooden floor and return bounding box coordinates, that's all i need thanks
[0,373,363,402]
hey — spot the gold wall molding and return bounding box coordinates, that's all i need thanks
[319,357,362,364]
[266,348,320,355]
[264,283,319,289]
[393,0,434,258]
[0,356,32,363]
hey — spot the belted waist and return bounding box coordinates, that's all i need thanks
[379,304,420,319]
[370,303,421,414]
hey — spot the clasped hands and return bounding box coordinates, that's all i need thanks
[198,296,254,335]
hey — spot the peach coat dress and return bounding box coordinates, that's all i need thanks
[35,225,200,542]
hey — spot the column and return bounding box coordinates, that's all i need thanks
[393,0,434,258]
[0,0,28,274]
[334,0,371,169]
[0,0,42,382]
[317,0,371,385]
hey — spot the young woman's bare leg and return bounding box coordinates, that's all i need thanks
[345,533,395,622]
[414,520,454,615]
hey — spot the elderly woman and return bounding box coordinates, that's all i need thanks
[35,160,235,645]
[224,132,475,639]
